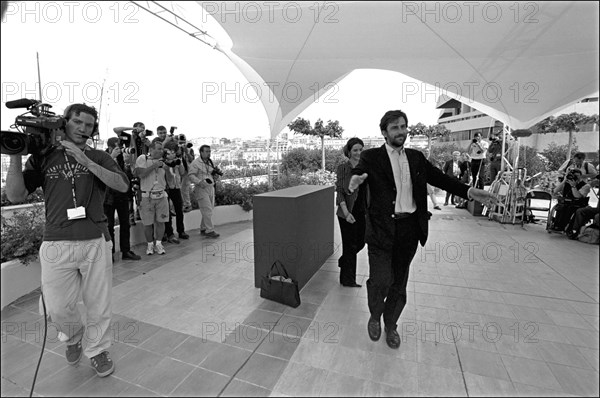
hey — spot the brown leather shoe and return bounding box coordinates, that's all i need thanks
[385,327,401,349]
[368,317,381,341]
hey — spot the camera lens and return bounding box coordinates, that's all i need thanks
[0,132,28,155]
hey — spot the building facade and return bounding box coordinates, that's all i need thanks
[434,96,599,158]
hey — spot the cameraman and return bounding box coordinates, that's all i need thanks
[188,145,221,238]
[113,122,151,159]
[152,125,175,147]
[467,132,489,189]
[135,141,169,255]
[103,138,141,262]
[5,104,128,377]
[177,133,195,212]
[163,147,190,242]
[552,169,591,232]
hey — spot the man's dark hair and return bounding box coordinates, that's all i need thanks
[149,141,162,150]
[157,125,167,132]
[106,137,120,148]
[379,110,408,132]
[574,152,586,160]
[63,103,98,122]
[200,145,211,153]
[133,122,144,128]
[343,137,364,158]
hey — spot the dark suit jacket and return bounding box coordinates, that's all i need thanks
[352,145,470,248]
[443,159,461,178]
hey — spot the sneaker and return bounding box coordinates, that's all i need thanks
[66,340,83,365]
[91,351,114,377]
[122,251,141,261]
[146,243,154,255]
[155,242,166,255]
[205,231,220,238]
[200,230,206,236]
[433,206,441,210]
[179,232,189,240]
[167,235,180,244]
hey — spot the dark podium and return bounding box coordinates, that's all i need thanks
[253,185,335,290]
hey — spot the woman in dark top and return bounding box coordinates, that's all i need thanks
[335,137,367,287]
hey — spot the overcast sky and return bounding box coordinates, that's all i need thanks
[1,1,441,143]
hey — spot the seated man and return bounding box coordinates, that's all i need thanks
[551,169,590,232]
[567,175,599,239]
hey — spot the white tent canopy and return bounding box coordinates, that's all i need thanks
[198,1,599,138]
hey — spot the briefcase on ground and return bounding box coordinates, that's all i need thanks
[260,260,301,308]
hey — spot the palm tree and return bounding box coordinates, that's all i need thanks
[533,112,599,162]
[408,122,451,153]
[287,117,344,171]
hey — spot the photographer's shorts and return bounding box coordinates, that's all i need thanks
[140,196,169,226]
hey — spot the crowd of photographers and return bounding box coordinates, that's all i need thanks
[107,122,223,260]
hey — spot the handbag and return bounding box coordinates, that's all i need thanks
[260,260,301,308]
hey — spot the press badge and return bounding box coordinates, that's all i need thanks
[67,206,86,220]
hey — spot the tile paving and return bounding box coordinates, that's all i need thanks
[1,204,599,396]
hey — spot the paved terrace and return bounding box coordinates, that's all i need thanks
[1,202,599,397]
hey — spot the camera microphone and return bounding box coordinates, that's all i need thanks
[6,98,38,109]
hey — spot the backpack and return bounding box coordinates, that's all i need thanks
[578,224,600,244]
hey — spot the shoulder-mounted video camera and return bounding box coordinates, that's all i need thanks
[0,98,66,156]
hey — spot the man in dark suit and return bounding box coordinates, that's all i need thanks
[349,110,497,349]
[442,151,462,205]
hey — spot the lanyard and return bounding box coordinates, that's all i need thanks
[62,150,80,208]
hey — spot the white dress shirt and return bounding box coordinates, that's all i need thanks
[385,143,417,213]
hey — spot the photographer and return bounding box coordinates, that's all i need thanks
[162,146,190,243]
[551,169,591,232]
[558,152,598,181]
[113,122,152,159]
[177,133,195,212]
[188,145,221,238]
[467,132,489,189]
[152,125,175,147]
[103,137,141,262]
[135,141,169,255]
[488,132,503,183]
[5,103,128,378]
